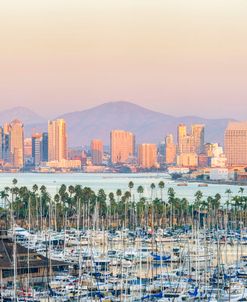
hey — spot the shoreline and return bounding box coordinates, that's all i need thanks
[187,179,247,187]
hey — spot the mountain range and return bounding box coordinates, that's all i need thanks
[0,101,233,146]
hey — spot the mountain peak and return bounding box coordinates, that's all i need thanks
[0,106,45,125]
[56,101,230,146]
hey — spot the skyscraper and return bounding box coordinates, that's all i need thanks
[9,119,24,168]
[138,144,157,169]
[177,124,187,154]
[3,133,10,163]
[110,130,135,164]
[165,134,176,164]
[2,123,10,163]
[41,132,48,162]
[176,123,201,167]
[91,139,103,165]
[0,127,3,160]
[3,123,10,135]
[177,123,204,156]
[48,119,68,162]
[224,122,247,167]
[192,124,205,154]
[24,138,32,160]
[32,133,42,167]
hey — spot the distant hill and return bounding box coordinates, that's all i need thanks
[58,101,232,146]
[0,106,45,125]
[1,102,233,146]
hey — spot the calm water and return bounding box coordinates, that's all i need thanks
[0,172,244,202]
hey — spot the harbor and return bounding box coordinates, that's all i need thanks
[1,176,247,301]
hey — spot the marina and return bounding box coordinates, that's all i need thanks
[0,174,247,301]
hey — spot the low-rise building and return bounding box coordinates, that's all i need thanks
[45,159,81,169]
[0,237,68,285]
[209,168,229,181]
[177,153,198,168]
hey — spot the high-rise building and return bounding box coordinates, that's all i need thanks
[157,141,166,164]
[177,123,204,155]
[2,123,10,163]
[224,122,247,167]
[3,133,10,163]
[138,144,157,169]
[3,123,10,135]
[48,119,68,162]
[9,119,24,168]
[192,124,205,154]
[41,132,48,162]
[91,139,103,165]
[177,124,187,154]
[32,133,42,167]
[0,127,3,160]
[177,124,195,154]
[110,130,135,164]
[24,138,32,159]
[165,134,177,164]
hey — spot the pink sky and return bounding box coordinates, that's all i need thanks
[0,0,247,119]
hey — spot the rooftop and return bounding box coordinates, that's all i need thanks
[226,121,247,131]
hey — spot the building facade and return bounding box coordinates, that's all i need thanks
[91,139,103,165]
[224,122,247,167]
[9,120,24,168]
[110,130,135,164]
[48,119,68,162]
[32,133,42,167]
[192,124,205,154]
[0,127,3,160]
[165,134,176,164]
[138,144,157,169]
[177,153,198,167]
[177,124,187,154]
[41,132,48,162]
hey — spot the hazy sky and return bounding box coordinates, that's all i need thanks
[0,0,247,119]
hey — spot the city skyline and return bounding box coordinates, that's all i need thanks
[0,115,247,180]
[1,101,237,147]
[1,0,247,119]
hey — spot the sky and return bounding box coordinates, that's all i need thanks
[0,0,247,119]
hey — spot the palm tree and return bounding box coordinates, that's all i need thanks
[150,183,156,201]
[32,185,39,228]
[108,192,116,226]
[225,189,232,229]
[0,187,9,209]
[239,187,245,196]
[137,186,144,201]
[212,193,221,228]
[12,178,18,187]
[194,190,203,225]
[158,181,165,201]
[167,187,176,227]
[128,181,134,203]
[0,187,10,230]
[68,185,75,196]
[53,194,60,231]
[128,181,134,193]
[124,191,131,227]
[116,189,122,202]
[40,185,47,194]
[136,198,145,226]
[97,189,107,222]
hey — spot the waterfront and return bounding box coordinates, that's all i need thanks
[1,173,247,301]
[0,172,243,202]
